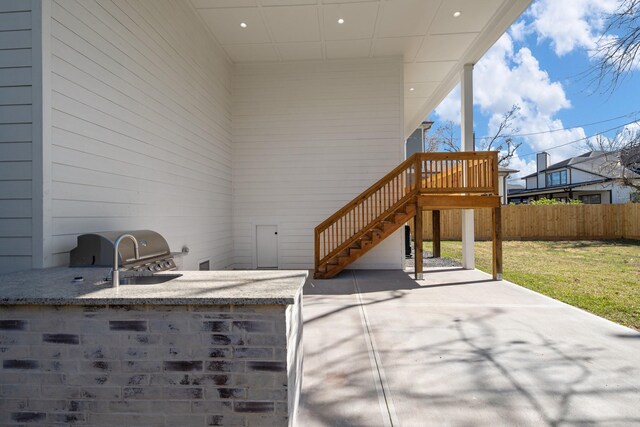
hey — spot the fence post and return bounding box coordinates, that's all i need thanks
[432,210,441,257]
[492,206,502,280]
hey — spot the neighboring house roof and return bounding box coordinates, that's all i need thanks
[508,179,609,197]
[521,150,639,180]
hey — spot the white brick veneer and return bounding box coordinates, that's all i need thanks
[0,296,302,426]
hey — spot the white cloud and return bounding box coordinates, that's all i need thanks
[432,31,588,166]
[616,121,640,144]
[506,154,537,180]
[431,0,626,165]
[520,120,588,163]
[528,0,618,56]
[474,34,585,162]
[509,20,528,43]
[433,85,460,124]
[475,41,570,118]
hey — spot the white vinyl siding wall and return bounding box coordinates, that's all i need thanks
[48,0,233,269]
[232,58,404,270]
[0,0,33,274]
[570,168,604,184]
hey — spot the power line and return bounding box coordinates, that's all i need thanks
[476,110,640,140]
[430,110,640,140]
[515,118,640,159]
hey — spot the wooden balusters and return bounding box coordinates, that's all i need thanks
[314,151,499,273]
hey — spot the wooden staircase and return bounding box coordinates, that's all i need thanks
[315,203,416,279]
[314,151,500,279]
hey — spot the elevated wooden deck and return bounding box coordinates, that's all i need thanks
[314,152,502,279]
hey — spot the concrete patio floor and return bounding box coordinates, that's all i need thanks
[298,267,640,426]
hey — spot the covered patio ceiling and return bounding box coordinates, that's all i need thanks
[190,0,531,138]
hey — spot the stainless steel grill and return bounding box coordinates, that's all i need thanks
[69,230,176,272]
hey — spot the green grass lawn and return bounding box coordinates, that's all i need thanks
[430,240,640,330]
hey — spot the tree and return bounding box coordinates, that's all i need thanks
[592,0,640,91]
[426,104,523,166]
[585,126,640,192]
[587,0,640,193]
[423,121,455,152]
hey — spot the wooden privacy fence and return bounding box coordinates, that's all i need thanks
[412,203,640,241]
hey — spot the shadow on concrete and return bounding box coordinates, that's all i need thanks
[299,269,640,426]
[304,270,420,295]
[612,332,640,339]
[305,269,494,295]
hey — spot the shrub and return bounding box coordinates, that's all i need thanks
[530,197,582,205]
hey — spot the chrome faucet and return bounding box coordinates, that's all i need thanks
[112,234,139,288]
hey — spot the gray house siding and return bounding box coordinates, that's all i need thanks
[0,0,34,274]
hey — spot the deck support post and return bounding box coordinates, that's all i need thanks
[414,207,423,280]
[461,63,475,270]
[492,206,502,280]
[432,210,441,258]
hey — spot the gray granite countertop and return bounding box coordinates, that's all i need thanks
[0,267,308,306]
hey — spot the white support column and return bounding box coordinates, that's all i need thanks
[461,64,475,270]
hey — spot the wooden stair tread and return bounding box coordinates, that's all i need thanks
[314,202,416,279]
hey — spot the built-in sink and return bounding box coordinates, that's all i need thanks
[119,274,182,285]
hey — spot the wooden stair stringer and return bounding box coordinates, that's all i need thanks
[315,202,416,279]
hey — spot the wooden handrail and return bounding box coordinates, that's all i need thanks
[314,151,499,272]
[315,153,420,232]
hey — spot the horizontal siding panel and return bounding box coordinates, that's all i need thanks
[0,67,31,87]
[49,0,233,270]
[0,104,31,123]
[0,218,31,237]
[0,237,31,255]
[49,60,231,159]
[0,0,31,13]
[51,199,230,219]
[0,256,31,274]
[51,3,231,144]
[0,161,31,180]
[51,181,231,211]
[52,217,232,238]
[0,141,31,160]
[0,86,32,105]
[0,1,32,274]
[0,199,31,218]
[0,30,31,49]
[0,49,32,68]
[0,11,31,31]
[50,91,231,176]
[0,180,31,198]
[0,124,31,142]
[233,58,404,269]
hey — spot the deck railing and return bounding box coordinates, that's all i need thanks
[418,151,498,194]
[314,157,418,269]
[314,151,499,271]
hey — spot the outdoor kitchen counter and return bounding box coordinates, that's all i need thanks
[0,267,307,305]
[0,268,306,427]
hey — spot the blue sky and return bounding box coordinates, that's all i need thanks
[429,0,640,180]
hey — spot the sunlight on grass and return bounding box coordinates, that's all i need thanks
[428,240,640,330]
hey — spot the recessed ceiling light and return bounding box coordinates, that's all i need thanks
[337,18,345,24]
[240,22,247,28]
[409,87,415,91]
[453,11,461,17]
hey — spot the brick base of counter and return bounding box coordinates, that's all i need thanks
[0,295,302,426]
